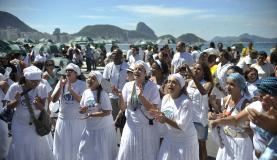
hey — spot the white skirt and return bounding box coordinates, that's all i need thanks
[117,123,160,160]
[216,135,253,160]
[0,120,9,159]
[77,125,118,160]
[158,136,199,160]
[53,118,85,160]
[7,122,54,160]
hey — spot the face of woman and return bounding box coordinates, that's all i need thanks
[151,62,162,75]
[26,79,41,89]
[247,70,258,83]
[257,55,266,65]
[133,64,146,81]
[86,75,99,90]
[166,77,181,97]
[66,69,77,81]
[45,61,55,70]
[193,64,203,79]
[226,78,241,95]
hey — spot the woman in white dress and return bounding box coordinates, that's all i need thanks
[0,80,9,159]
[77,71,118,160]
[211,77,277,159]
[52,63,87,160]
[186,63,213,160]
[5,66,54,160]
[150,73,199,160]
[210,73,253,160]
[113,60,161,160]
[244,67,260,99]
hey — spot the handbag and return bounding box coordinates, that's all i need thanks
[114,111,126,128]
[0,100,14,123]
[24,92,51,136]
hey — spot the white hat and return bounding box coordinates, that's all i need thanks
[88,71,103,84]
[135,60,151,76]
[66,63,81,76]
[169,73,185,88]
[23,66,42,80]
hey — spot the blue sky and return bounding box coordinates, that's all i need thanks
[0,0,276,40]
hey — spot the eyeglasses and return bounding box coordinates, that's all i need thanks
[66,69,74,73]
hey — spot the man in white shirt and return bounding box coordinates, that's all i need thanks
[103,49,129,122]
[171,42,195,73]
[191,45,201,62]
[128,46,143,66]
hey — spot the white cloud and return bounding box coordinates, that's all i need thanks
[76,15,110,19]
[196,14,217,19]
[116,5,204,16]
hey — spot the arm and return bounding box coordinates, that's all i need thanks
[6,92,21,109]
[171,65,175,74]
[51,78,66,102]
[210,109,249,128]
[150,109,180,130]
[186,64,212,95]
[138,94,157,111]
[88,110,111,117]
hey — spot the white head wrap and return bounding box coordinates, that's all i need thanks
[169,73,185,88]
[135,60,151,76]
[88,71,103,84]
[23,66,42,80]
[66,63,81,76]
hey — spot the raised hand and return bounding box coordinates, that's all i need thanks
[33,96,44,110]
[60,77,67,88]
[111,86,122,97]
[149,109,166,123]
[79,106,88,114]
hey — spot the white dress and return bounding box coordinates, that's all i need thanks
[216,95,253,160]
[53,80,87,160]
[5,82,54,160]
[158,94,199,160]
[117,80,161,160]
[0,88,9,159]
[187,80,209,127]
[77,89,118,160]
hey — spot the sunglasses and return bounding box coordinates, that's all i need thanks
[66,69,74,73]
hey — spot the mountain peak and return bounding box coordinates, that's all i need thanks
[136,22,157,39]
[0,11,37,32]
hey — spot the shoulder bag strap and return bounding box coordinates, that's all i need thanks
[23,88,36,122]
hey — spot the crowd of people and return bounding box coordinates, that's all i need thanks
[0,40,277,160]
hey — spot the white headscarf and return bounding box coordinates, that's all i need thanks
[89,71,103,84]
[135,60,151,76]
[23,66,42,80]
[169,73,185,88]
[66,63,81,76]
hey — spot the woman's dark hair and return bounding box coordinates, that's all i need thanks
[244,67,258,81]
[198,52,208,63]
[270,51,277,66]
[227,65,243,75]
[221,50,231,61]
[152,60,168,75]
[257,51,267,58]
[19,76,26,85]
[199,62,213,83]
[96,85,103,103]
